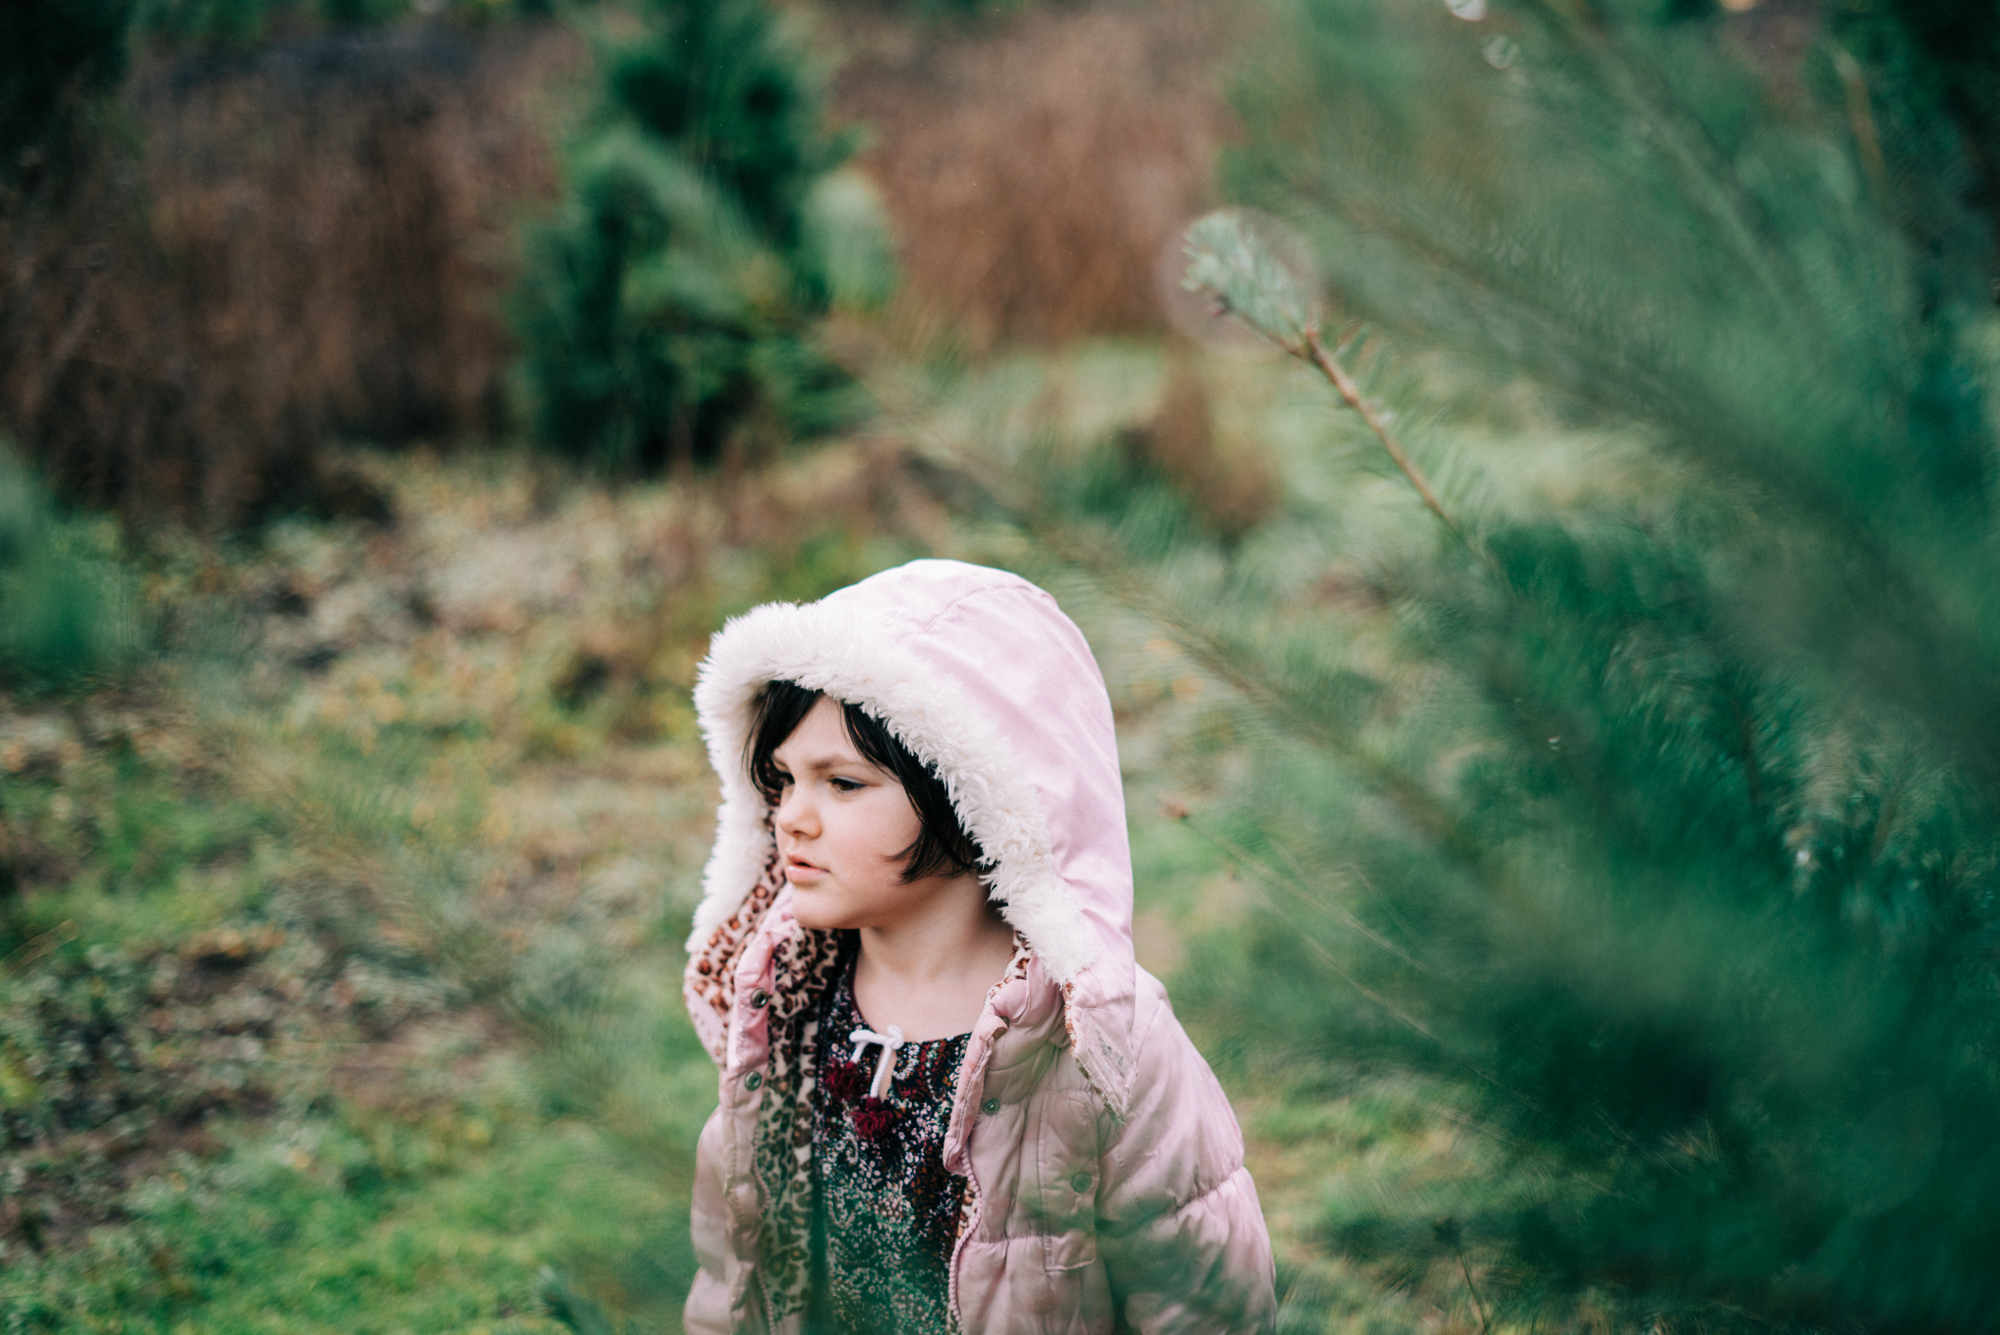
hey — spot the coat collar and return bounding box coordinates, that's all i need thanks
[686,884,1136,1122]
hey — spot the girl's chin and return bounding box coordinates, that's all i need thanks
[788,892,847,930]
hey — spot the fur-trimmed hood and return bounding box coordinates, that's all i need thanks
[684,559,1141,1112]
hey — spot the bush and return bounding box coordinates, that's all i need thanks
[512,0,879,472]
[1,24,574,527]
[0,447,142,695]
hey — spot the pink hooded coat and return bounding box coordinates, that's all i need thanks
[681,560,1276,1334]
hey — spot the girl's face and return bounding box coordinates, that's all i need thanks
[770,697,941,931]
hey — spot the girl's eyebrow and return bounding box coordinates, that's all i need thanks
[776,752,873,775]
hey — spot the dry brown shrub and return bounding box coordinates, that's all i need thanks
[832,0,1236,349]
[0,23,583,526]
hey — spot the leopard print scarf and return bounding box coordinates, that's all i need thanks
[685,849,787,1062]
[752,921,844,1323]
[685,846,844,1322]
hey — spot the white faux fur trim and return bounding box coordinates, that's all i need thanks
[688,597,1096,984]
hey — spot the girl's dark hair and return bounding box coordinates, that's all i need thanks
[746,680,985,884]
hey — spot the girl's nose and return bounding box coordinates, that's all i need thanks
[775,785,816,837]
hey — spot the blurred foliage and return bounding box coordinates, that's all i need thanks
[0,448,143,696]
[510,0,883,473]
[1007,0,2000,1327]
[132,0,391,48]
[131,0,277,48]
[1828,0,2000,253]
[1181,210,1316,352]
[0,0,135,198]
[130,0,562,53]
[827,0,1047,19]
[3,0,560,65]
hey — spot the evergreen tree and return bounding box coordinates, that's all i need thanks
[512,0,883,472]
[1021,0,2000,1327]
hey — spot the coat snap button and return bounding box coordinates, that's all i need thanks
[749,989,770,1009]
[1071,1171,1091,1193]
[981,1098,1000,1115]
[745,1072,763,1090]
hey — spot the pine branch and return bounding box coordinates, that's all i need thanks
[1301,327,1463,544]
[1181,210,1470,548]
[1181,211,2000,814]
[1522,0,1812,318]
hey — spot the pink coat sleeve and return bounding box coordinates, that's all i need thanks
[684,1106,733,1335]
[1095,976,1278,1335]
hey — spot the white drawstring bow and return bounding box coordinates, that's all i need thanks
[849,1025,905,1101]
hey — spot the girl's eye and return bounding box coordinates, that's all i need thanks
[829,777,864,793]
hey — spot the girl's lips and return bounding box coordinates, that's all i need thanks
[784,858,825,885]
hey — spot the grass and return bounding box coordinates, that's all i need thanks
[2,1110,685,1333]
[0,432,955,1331]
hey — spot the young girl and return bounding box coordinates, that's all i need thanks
[682,559,1275,1335]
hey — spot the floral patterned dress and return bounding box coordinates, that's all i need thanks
[808,946,971,1335]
